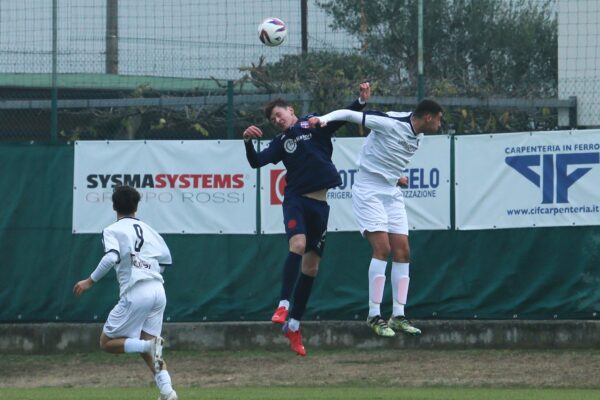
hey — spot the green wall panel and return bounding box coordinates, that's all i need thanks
[1,144,599,322]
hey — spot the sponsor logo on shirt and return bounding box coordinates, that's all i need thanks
[284,139,297,153]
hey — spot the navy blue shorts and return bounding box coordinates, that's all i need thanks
[282,194,330,257]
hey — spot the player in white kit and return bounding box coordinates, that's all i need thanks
[73,185,178,400]
[309,99,443,337]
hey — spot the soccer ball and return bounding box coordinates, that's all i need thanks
[258,18,287,47]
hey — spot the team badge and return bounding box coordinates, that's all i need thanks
[284,138,297,153]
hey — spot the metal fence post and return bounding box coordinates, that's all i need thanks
[569,96,577,129]
[227,80,234,139]
[51,0,58,142]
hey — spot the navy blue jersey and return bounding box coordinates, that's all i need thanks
[245,99,366,196]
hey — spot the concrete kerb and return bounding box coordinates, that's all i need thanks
[2,320,600,354]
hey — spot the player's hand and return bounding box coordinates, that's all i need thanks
[308,117,326,128]
[243,125,263,141]
[359,81,371,103]
[397,176,409,188]
[73,277,94,297]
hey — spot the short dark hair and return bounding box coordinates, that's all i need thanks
[413,99,443,118]
[112,185,141,215]
[264,98,289,120]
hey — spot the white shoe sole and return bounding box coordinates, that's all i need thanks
[151,337,164,372]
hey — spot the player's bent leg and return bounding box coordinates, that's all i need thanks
[281,252,318,356]
[273,235,306,324]
[99,333,127,353]
[141,332,177,400]
[141,331,164,374]
[156,365,178,400]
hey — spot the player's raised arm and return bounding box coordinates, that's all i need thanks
[243,125,263,141]
[359,81,370,104]
[316,82,370,135]
[242,125,282,169]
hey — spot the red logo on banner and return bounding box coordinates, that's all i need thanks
[270,169,287,205]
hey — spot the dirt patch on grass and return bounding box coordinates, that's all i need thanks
[4,349,600,389]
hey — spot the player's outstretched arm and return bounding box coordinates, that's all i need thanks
[308,109,363,129]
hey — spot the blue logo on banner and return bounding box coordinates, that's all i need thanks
[505,152,599,204]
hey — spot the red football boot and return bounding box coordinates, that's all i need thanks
[271,306,288,324]
[283,323,306,356]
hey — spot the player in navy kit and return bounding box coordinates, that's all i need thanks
[243,82,370,356]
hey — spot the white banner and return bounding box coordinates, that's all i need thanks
[259,135,451,233]
[455,130,600,230]
[73,141,257,234]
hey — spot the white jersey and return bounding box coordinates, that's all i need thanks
[358,111,424,186]
[102,217,172,297]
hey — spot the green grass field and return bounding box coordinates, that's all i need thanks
[5,349,600,400]
[2,387,600,400]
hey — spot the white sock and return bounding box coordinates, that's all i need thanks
[278,300,290,309]
[124,338,151,353]
[288,318,300,332]
[368,258,388,317]
[155,370,174,396]
[392,262,409,317]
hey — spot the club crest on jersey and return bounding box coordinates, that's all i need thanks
[284,138,297,153]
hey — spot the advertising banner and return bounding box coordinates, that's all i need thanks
[455,130,600,230]
[73,141,257,234]
[259,135,451,233]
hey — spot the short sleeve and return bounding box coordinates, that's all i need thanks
[363,111,398,134]
[157,235,173,267]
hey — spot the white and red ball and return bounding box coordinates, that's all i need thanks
[258,18,287,47]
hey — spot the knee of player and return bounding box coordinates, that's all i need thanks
[288,237,306,255]
[372,245,391,260]
[302,263,319,277]
[393,247,410,262]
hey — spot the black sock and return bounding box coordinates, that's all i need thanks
[290,273,315,320]
[280,252,302,302]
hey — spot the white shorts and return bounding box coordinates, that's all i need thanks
[103,279,166,339]
[352,170,409,236]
